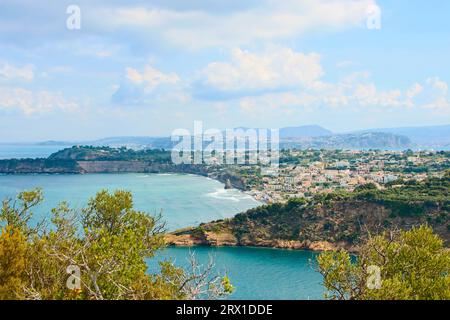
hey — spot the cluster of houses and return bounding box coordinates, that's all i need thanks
[247,150,448,203]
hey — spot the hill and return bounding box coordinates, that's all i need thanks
[279,125,332,138]
[28,124,450,150]
[359,124,450,148]
[167,175,450,251]
[35,129,412,151]
[280,132,412,150]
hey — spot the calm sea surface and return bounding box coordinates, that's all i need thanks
[0,144,70,159]
[0,146,324,299]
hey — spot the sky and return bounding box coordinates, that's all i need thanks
[0,0,449,142]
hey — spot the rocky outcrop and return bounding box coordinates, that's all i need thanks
[165,232,356,252]
[224,179,233,190]
[0,159,81,174]
[209,171,247,190]
[165,196,449,252]
[76,161,209,175]
[0,146,250,191]
[0,158,247,190]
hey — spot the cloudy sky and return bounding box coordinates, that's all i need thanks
[0,0,449,142]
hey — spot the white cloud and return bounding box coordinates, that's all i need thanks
[195,48,423,112]
[125,64,180,91]
[352,83,404,107]
[427,77,448,95]
[0,0,380,50]
[230,66,450,115]
[112,63,185,105]
[406,83,423,99]
[420,77,450,112]
[95,0,379,48]
[200,48,323,92]
[0,62,34,81]
[0,86,78,115]
[422,97,450,111]
[99,44,450,117]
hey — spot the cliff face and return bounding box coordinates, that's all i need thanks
[0,159,247,190]
[0,146,249,190]
[0,159,81,174]
[0,159,210,174]
[76,161,208,174]
[166,199,449,252]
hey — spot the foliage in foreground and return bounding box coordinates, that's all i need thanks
[0,189,233,300]
[317,225,450,300]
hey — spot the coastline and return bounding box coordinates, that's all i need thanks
[164,235,355,253]
[162,243,331,253]
[2,153,448,255]
[164,227,356,253]
[0,158,250,189]
[0,167,270,234]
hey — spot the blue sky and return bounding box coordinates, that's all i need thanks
[0,0,449,142]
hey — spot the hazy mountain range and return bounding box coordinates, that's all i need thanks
[356,124,450,148]
[279,125,333,138]
[33,124,450,150]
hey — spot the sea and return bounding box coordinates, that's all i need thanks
[0,144,324,299]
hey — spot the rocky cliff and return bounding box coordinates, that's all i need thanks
[167,176,450,251]
[166,199,449,252]
[0,159,81,174]
[0,159,247,190]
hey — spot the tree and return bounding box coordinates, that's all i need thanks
[445,169,450,179]
[0,188,44,234]
[0,226,27,299]
[317,225,450,300]
[0,189,233,300]
[354,183,378,192]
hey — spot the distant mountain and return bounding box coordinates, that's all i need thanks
[38,137,173,150]
[36,124,450,150]
[37,140,74,146]
[35,127,412,151]
[359,125,450,148]
[279,125,332,138]
[87,136,172,149]
[281,132,412,150]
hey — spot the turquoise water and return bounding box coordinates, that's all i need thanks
[0,173,324,299]
[149,246,323,300]
[0,144,69,159]
[0,173,260,231]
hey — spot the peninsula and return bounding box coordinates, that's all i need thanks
[1,146,449,251]
[167,173,450,251]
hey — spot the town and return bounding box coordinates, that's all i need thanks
[222,149,450,204]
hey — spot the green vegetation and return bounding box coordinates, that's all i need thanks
[279,149,450,174]
[0,225,27,299]
[310,175,450,217]
[353,176,450,217]
[48,146,172,162]
[317,225,450,300]
[193,175,449,246]
[0,189,233,300]
[0,158,80,172]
